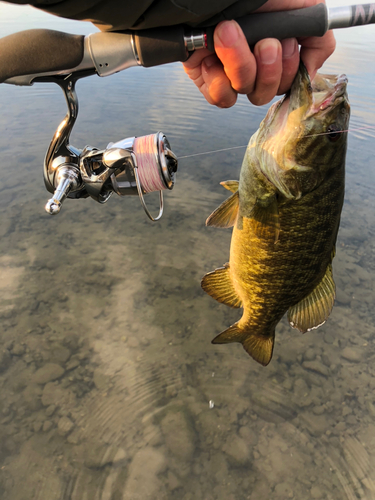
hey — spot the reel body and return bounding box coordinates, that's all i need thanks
[43,74,177,221]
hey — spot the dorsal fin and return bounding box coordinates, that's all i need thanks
[201,264,242,308]
[220,180,239,193]
[288,263,336,333]
[212,322,275,366]
[206,191,239,228]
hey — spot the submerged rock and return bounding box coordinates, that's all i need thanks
[42,420,53,432]
[160,410,196,462]
[0,349,11,373]
[302,361,330,377]
[57,416,74,436]
[223,434,250,466]
[32,363,65,384]
[41,382,75,407]
[11,344,26,356]
[22,384,43,411]
[341,347,365,363]
[122,447,166,500]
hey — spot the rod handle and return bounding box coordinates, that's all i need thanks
[205,4,328,52]
[132,25,188,67]
[0,29,84,84]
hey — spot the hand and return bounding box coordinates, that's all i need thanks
[183,0,336,108]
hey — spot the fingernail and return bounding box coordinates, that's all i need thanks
[282,38,296,58]
[259,39,279,65]
[204,55,217,69]
[215,20,240,48]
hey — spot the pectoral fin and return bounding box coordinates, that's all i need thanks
[220,180,239,193]
[201,264,242,308]
[288,264,336,333]
[212,322,275,366]
[206,191,239,228]
[250,196,280,244]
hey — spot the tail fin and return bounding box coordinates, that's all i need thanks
[212,322,275,366]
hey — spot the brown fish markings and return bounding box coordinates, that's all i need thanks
[202,63,350,366]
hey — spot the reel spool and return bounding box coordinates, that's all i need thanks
[108,132,178,221]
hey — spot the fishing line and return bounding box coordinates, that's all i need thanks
[134,133,167,193]
[178,126,375,159]
[178,144,248,159]
[305,125,375,138]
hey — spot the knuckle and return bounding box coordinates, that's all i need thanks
[213,93,237,108]
[207,76,238,108]
[259,72,280,88]
[224,62,256,95]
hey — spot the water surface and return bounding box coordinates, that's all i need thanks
[0,2,375,499]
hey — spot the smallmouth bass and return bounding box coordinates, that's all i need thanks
[202,63,350,366]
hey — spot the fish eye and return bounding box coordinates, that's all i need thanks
[326,125,342,142]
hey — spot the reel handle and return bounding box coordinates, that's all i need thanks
[45,165,81,215]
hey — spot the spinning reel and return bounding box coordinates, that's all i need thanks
[42,73,178,221]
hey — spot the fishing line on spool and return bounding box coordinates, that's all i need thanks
[134,134,167,193]
[129,132,177,221]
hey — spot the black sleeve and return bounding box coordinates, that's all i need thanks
[2,0,268,31]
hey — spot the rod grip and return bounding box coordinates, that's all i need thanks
[206,4,328,52]
[133,25,188,67]
[0,29,84,83]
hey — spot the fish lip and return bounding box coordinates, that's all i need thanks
[314,74,348,112]
[268,70,348,125]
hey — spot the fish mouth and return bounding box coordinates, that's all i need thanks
[268,67,348,127]
[311,73,348,113]
[264,62,311,130]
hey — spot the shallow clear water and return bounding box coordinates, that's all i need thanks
[0,1,375,499]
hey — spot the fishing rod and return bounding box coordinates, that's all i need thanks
[0,3,374,219]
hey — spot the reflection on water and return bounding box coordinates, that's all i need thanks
[0,2,375,499]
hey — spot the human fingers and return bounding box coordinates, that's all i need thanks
[300,30,336,80]
[256,0,336,80]
[201,54,238,107]
[183,49,238,107]
[214,20,257,96]
[277,38,300,95]
[182,48,214,90]
[246,38,283,106]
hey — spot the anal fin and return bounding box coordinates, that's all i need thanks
[288,263,336,333]
[206,191,239,228]
[212,322,275,366]
[201,264,242,308]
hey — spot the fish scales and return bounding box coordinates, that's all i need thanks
[202,63,350,366]
[231,164,344,324]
